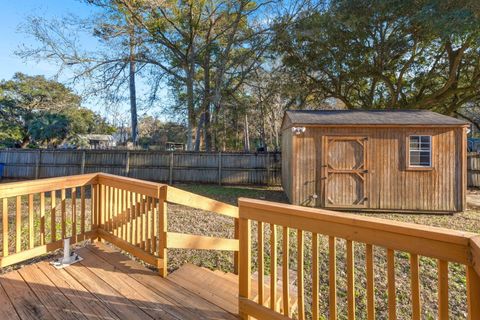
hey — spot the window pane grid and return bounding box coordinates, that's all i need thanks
[409,135,431,167]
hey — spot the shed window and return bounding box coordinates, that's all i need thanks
[409,135,432,167]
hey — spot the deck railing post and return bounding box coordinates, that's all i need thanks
[238,211,251,320]
[92,183,98,233]
[467,265,480,319]
[233,218,239,275]
[158,186,168,277]
[468,237,480,319]
[97,182,104,242]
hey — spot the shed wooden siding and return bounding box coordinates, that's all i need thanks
[283,126,466,213]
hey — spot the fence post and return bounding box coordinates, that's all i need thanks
[125,151,130,177]
[35,149,42,179]
[266,153,271,186]
[80,150,86,174]
[238,208,251,320]
[169,152,174,185]
[218,152,222,185]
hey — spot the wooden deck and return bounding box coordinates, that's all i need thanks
[1,173,480,319]
[0,242,239,320]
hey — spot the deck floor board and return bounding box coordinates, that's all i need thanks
[17,265,87,320]
[85,244,238,320]
[0,277,21,320]
[0,270,55,320]
[0,243,239,320]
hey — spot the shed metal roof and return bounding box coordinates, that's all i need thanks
[282,110,468,128]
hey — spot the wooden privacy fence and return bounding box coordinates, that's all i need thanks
[238,198,480,320]
[0,149,281,185]
[4,149,480,188]
[467,153,480,187]
[0,173,239,276]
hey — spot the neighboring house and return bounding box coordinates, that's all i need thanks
[79,134,116,149]
[281,110,468,213]
[166,142,185,151]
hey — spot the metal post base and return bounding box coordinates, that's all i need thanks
[51,252,83,269]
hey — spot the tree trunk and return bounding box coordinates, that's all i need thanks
[20,136,30,148]
[243,113,250,152]
[129,25,138,146]
[186,72,195,151]
[186,42,196,151]
[222,110,227,151]
[209,3,245,151]
[273,114,279,150]
[194,112,205,151]
[203,50,212,151]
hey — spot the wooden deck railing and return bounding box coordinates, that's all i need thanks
[95,173,167,273]
[0,174,98,267]
[238,198,480,320]
[0,173,239,276]
[2,174,480,319]
[165,185,239,274]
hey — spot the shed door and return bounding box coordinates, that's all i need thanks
[324,136,368,208]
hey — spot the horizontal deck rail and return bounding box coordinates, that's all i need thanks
[238,198,480,320]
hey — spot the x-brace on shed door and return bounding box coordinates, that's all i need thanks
[324,136,368,208]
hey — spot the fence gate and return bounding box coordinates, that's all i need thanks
[324,136,368,208]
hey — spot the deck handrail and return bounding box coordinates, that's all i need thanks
[166,186,239,218]
[0,173,239,275]
[238,198,480,320]
[0,173,98,198]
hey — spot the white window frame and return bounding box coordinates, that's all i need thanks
[408,135,432,168]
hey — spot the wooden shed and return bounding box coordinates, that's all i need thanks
[281,110,469,213]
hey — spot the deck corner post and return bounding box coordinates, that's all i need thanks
[92,183,98,231]
[238,212,251,320]
[96,182,104,242]
[158,196,168,277]
[467,265,480,319]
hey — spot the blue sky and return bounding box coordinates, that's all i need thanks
[0,0,166,123]
[0,1,96,79]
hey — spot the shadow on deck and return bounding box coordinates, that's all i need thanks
[0,242,239,320]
